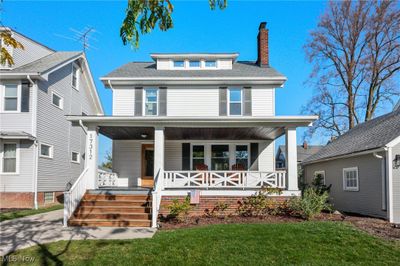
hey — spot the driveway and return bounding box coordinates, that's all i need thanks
[0,209,156,256]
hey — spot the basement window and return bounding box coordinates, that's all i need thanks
[44,192,54,204]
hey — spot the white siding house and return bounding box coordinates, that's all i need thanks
[0,28,103,208]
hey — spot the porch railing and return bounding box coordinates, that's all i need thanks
[163,171,286,189]
[97,169,118,187]
[63,167,89,226]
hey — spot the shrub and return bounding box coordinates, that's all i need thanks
[288,187,331,220]
[167,197,192,222]
[312,174,332,196]
[238,186,286,217]
[205,202,229,218]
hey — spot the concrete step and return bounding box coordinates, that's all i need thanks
[83,194,151,201]
[80,200,151,207]
[72,213,152,220]
[68,219,152,227]
[74,206,151,214]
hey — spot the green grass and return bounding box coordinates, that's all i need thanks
[0,204,63,222]
[4,222,400,265]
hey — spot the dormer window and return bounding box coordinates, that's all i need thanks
[205,60,216,68]
[189,60,200,68]
[173,61,184,68]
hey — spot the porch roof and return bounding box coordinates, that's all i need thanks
[67,115,318,140]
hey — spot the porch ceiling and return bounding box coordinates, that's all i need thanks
[99,126,284,140]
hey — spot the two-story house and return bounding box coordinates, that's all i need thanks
[0,28,103,209]
[64,22,317,228]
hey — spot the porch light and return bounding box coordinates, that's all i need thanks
[394,155,400,169]
[141,133,148,139]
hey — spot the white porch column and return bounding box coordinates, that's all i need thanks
[152,127,165,228]
[154,127,165,189]
[86,125,99,190]
[285,127,298,191]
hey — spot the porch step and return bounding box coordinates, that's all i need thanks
[74,206,151,214]
[83,194,151,201]
[72,213,152,220]
[80,200,151,207]
[68,219,152,227]
[69,191,152,228]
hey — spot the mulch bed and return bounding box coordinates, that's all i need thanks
[159,213,400,241]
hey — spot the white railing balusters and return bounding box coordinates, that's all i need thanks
[63,167,90,227]
[163,170,286,189]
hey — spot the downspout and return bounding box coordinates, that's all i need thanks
[79,120,87,135]
[373,152,386,211]
[27,75,39,209]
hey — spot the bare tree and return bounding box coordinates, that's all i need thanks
[304,0,400,138]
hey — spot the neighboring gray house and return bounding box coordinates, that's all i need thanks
[0,28,103,208]
[275,142,323,169]
[303,105,400,224]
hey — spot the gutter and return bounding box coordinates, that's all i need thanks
[27,75,39,210]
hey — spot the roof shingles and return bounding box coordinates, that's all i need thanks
[303,109,400,164]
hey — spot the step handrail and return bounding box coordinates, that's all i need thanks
[63,167,89,227]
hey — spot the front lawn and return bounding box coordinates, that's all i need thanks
[0,205,63,222]
[4,222,400,265]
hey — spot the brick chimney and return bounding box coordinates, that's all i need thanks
[257,22,269,67]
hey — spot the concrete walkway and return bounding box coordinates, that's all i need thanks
[0,209,156,256]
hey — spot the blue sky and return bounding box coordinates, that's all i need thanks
[2,0,328,163]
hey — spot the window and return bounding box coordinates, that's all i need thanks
[205,60,216,68]
[40,144,53,158]
[4,84,18,111]
[192,145,205,170]
[71,151,80,163]
[228,88,242,115]
[211,145,229,170]
[235,145,249,170]
[314,171,326,185]
[343,167,359,191]
[51,92,63,109]
[144,88,158,116]
[2,143,17,173]
[72,64,79,90]
[44,192,54,204]
[189,60,200,68]
[173,60,185,68]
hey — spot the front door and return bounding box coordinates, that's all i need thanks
[141,144,154,188]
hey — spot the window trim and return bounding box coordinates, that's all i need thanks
[1,141,20,174]
[227,88,243,116]
[190,144,205,170]
[39,143,54,159]
[143,88,159,116]
[71,151,80,164]
[343,167,359,191]
[2,83,21,113]
[44,192,55,204]
[314,170,326,185]
[51,91,64,110]
[204,60,217,68]
[172,60,185,68]
[234,144,250,170]
[71,63,80,91]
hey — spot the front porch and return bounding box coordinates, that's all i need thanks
[63,116,317,227]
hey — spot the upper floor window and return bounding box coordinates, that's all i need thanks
[72,64,79,90]
[71,151,80,163]
[228,88,242,116]
[343,167,358,191]
[51,92,63,109]
[144,88,158,116]
[2,143,17,173]
[189,60,200,68]
[173,60,185,68]
[40,143,53,159]
[4,84,19,111]
[205,60,216,68]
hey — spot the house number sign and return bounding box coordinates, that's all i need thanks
[88,133,94,160]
